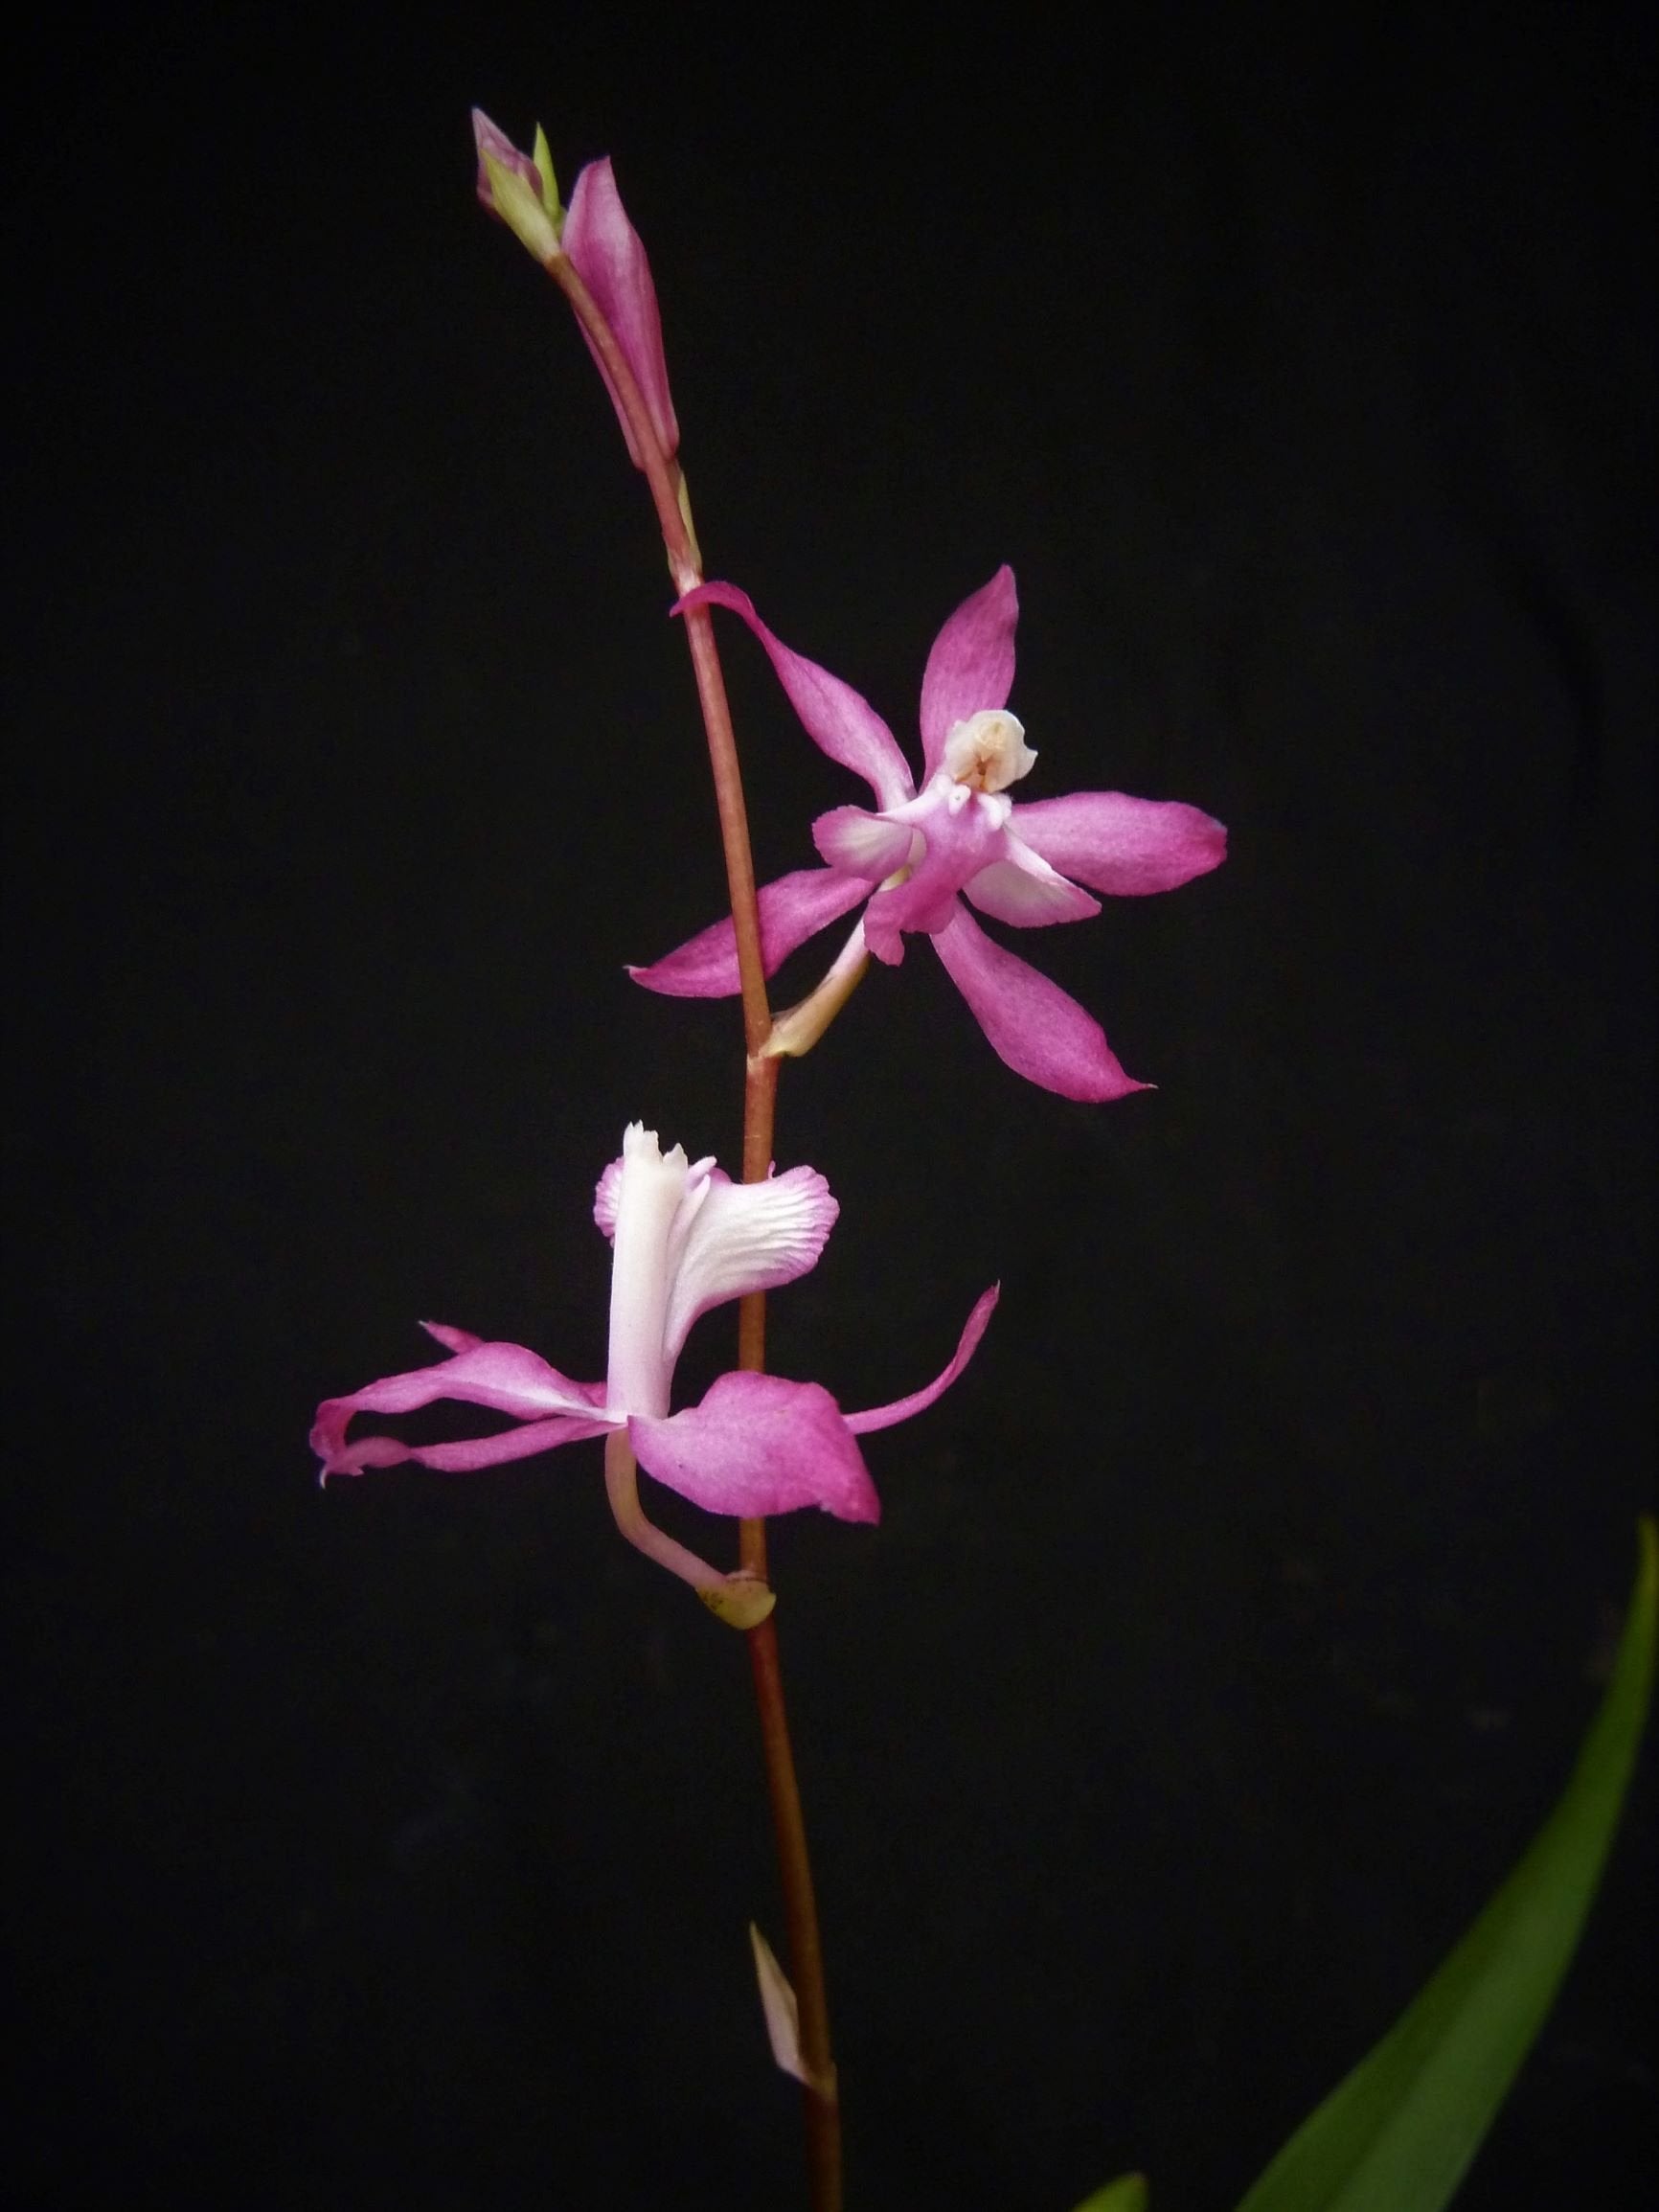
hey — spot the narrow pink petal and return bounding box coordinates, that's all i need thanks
[672,582,916,809]
[664,1166,838,1358]
[627,867,869,997]
[961,835,1102,928]
[811,805,915,881]
[931,903,1148,1100]
[844,1285,1000,1435]
[562,157,679,467]
[918,566,1019,780]
[630,1373,879,1522]
[322,1413,614,1481]
[1011,792,1227,896]
[310,1335,605,1471]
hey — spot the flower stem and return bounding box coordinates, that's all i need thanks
[547,249,842,2206]
[602,1430,775,1629]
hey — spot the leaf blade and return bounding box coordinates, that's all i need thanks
[1236,1516,1656,2212]
[1072,2174,1150,2212]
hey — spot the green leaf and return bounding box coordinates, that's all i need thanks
[1071,2175,1149,2212]
[1236,1516,1656,2212]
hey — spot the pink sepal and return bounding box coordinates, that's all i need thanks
[1011,793,1228,896]
[919,566,1019,780]
[310,1332,606,1477]
[630,1372,880,1523]
[322,1412,614,1482]
[932,905,1148,1101]
[627,867,868,997]
[672,582,915,810]
[844,1286,1000,1435]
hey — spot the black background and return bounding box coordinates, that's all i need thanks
[6,7,1653,2207]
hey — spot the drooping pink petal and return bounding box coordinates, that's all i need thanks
[811,805,915,881]
[862,791,1009,962]
[672,583,916,809]
[562,157,679,467]
[918,566,1019,780]
[630,1372,880,1522]
[961,835,1102,928]
[663,1167,838,1359]
[322,1411,614,1481]
[931,903,1148,1101]
[627,867,869,997]
[310,1335,606,1473]
[844,1284,1001,1435]
[1010,792,1227,895]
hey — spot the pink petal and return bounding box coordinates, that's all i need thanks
[1010,792,1227,896]
[322,1412,613,1481]
[630,1372,879,1522]
[562,157,679,467]
[918,566,1019,780]
[627,867,869,997]
[310,1334,606,1473]
[811,804,915,880]
[931,903,1148,1101]
[862,791,1008,962]
[961,835,1102,928]
[843,1284,1000,1436]
[672,582,915,810]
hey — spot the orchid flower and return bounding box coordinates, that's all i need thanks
[629,568,1227,1101]
[471,110,679,467]
[313,1125,997,1626]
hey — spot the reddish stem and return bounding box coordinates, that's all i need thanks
[544,242,841,2207]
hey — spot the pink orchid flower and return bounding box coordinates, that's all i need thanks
[314,1125,996,1619]
[471,110,679,467]
[629,568,1227,1101]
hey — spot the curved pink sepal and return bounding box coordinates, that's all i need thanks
[673,582,915,809]
[1011,793,1227,896]
[321,1411,614,1481]
[310,1332,606,1477]
[627,867,869,997]
[932,904,1148,1100]
[630,1372,880,1523]
[919,566,1019,780]
[844,1285,1000,1435]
